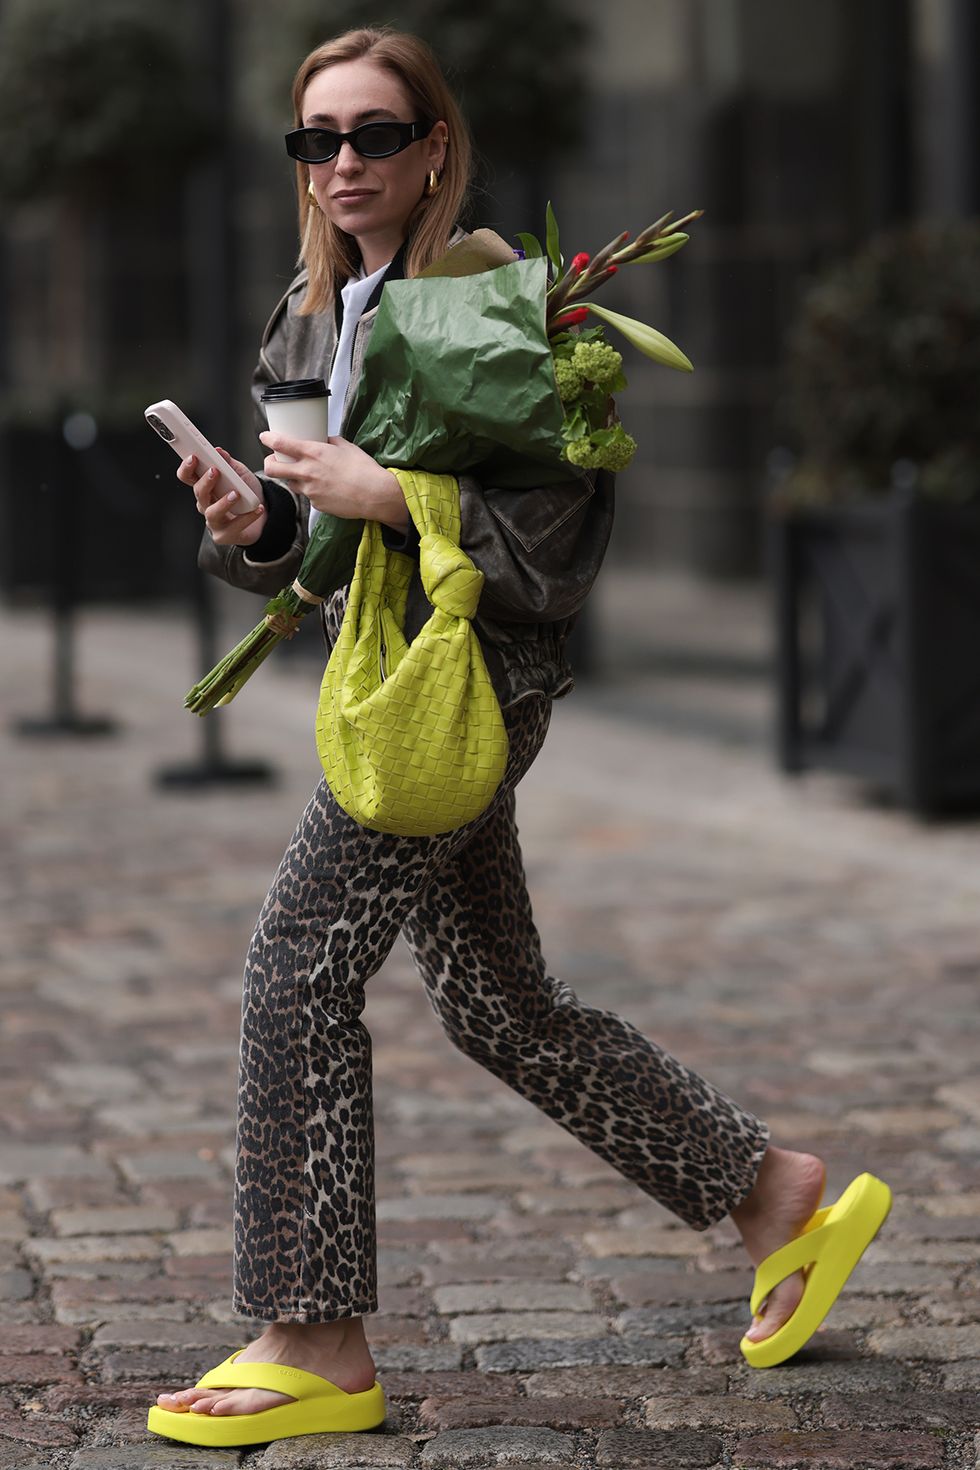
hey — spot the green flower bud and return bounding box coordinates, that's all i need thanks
[564,437,601,469]
[554,357,584,402]
[571,339,623,389]
[595,426,638,471]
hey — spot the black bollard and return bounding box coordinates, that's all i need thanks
[154,567,275,789]
[153,0,273,790]
[14,413,117,738]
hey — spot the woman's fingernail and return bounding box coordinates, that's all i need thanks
[208,466,217,478]
[228,490,238,501]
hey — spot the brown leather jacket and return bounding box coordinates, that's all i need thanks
[198,234,615,709]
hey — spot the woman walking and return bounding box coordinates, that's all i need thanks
[149,26,890,1448]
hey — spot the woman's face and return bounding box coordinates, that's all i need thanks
[303,57,447,268]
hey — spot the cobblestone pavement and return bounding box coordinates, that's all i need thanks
[2,587,978,1470]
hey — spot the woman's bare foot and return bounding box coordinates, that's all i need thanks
[154,1317,376,1418]
[730,1145,827,1343]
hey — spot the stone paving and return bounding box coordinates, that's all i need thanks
[1,582,979,1470]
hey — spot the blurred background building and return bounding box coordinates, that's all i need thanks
[0,0,977,605]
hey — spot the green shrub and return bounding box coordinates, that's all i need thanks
[0,0,209,203]
[778,220,980,504]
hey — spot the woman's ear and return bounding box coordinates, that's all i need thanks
[427,121,448,172]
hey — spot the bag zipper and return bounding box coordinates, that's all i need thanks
[379,639,387,683]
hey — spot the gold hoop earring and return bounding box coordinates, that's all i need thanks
[425,169,442,197]
[307,178,317,202]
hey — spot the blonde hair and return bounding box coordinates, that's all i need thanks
[291,28,472,315]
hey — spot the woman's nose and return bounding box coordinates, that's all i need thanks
[334,141,363,173]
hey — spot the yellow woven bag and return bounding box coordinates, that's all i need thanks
[316,468,509,836]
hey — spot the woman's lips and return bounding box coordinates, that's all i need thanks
[331,190,376,202]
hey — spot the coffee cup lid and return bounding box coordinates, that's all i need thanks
[260,378,329,401]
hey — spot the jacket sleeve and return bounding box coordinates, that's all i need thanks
[458,466,615,625]
[380,517,421,555]
[196,286,309,599]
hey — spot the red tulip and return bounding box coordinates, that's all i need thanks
[551,306,589,331]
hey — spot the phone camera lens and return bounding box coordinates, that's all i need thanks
[148,415,174,441]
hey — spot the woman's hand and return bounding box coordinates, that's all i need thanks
[258,431,410,531]
[177,447,268,546]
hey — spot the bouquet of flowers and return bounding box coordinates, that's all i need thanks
[184,204,701,714]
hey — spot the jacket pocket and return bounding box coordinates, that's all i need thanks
[483,477,596,554]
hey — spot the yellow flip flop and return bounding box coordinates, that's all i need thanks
[740,1171,893,1368]
[146,1348,387,1446]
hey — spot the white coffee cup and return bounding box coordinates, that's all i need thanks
[260,378,330,462]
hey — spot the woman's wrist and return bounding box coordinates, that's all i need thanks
[370,467,411,531]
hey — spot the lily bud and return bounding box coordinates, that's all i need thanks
[569,252,590,274]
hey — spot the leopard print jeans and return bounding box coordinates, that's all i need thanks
[232,690,771,1323]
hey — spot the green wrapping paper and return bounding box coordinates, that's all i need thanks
[292,256,574,611]
[345,256,572,487]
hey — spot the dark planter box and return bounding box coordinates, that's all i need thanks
[771,493,980,816]
[0,422,201,605]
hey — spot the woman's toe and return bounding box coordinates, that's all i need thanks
[190,1395,220,1413]
[209,1395,247,1415]
[747,1271,806,1340]
[200,1388,292,1416]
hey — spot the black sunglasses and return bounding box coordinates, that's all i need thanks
[285,117,436,164]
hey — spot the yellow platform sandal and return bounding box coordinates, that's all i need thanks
[740,1171,893,1368]
[146,1348,386,1447]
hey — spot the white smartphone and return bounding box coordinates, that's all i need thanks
[144,399,263,515]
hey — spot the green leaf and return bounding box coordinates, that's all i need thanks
[584,302,694,372]
[561,404,589,441]
[545,201,563,281]
[516,232,543,258]
[551,335,577,361]
[631,232,690,264]
[578,384,612,420]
